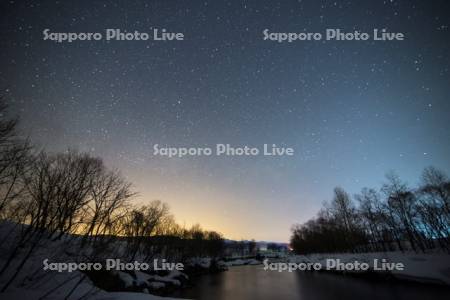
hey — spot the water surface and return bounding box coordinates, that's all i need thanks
[172,265,450,300]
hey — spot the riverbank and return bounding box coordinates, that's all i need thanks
[0,221,222,299]
[284,251,450,286]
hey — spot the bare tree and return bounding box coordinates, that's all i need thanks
[81,167,134,247]
[121,201,169,260]
[291,168,450,255]
[0,101,30,216]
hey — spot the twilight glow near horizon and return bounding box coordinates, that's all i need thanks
[1,1,449,242]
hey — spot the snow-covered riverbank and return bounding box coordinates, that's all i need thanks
[284,251,450,285]
[0,222,205,300]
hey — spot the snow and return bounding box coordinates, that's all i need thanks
[0,221,189,300]
[135,271,153,285]
[112,271,135,287]
[145,274,181,286]
[224,258,261,266]
[286,251,450,285]
[186,257,211,268]
[148,282,165,289]
[0,289,49,300]
[110,269,188,291]
[92,291,188,300]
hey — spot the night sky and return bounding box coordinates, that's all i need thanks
[1,0,449,242]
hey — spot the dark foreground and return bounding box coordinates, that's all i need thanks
[171,265,450,300]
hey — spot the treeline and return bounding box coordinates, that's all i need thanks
[290,170,450,254]
[225,240,258,257]
[0,101,224,292]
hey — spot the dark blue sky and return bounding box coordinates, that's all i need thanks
[1,0,449,241]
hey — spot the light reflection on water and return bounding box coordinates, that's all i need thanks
[172,265,450,300]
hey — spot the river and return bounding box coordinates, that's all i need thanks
[171,265,450,300]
